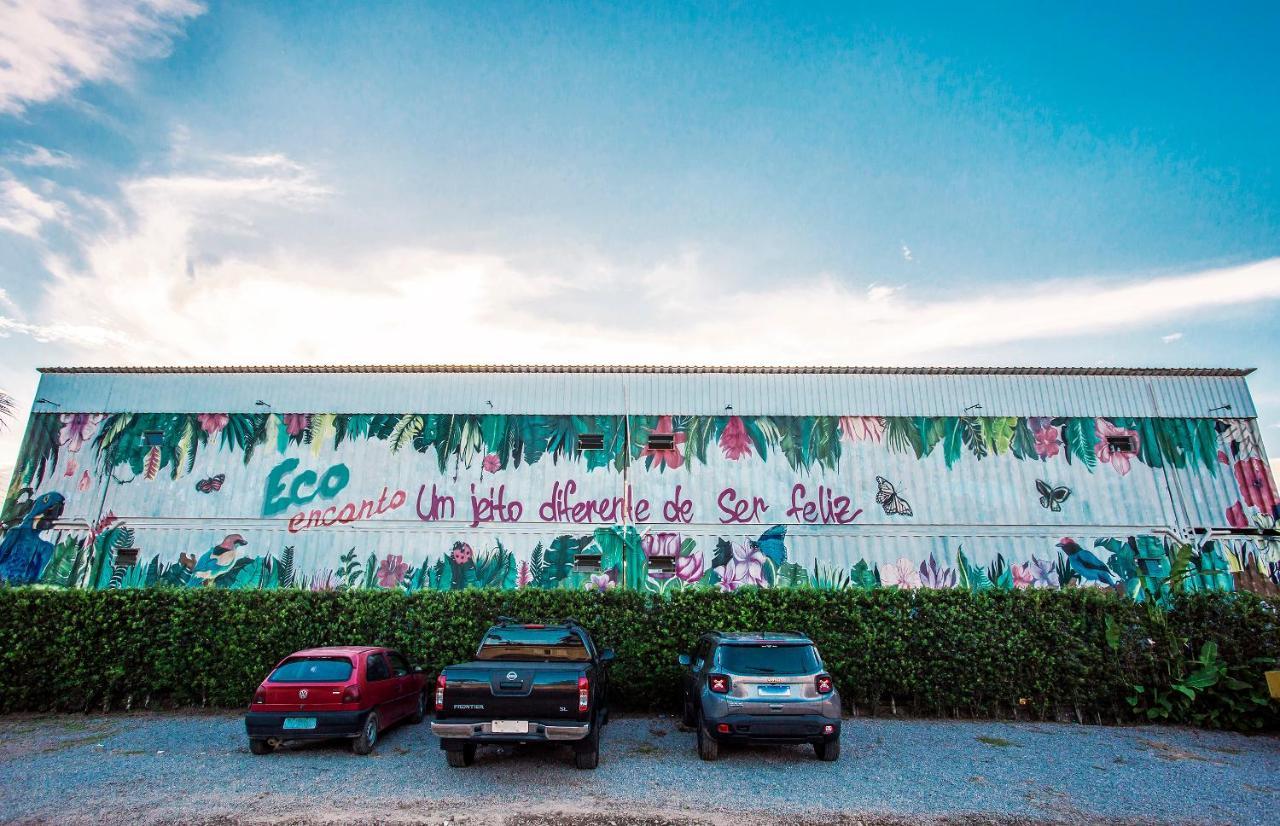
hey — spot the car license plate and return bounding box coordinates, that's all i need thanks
[492,720,529,734]
[283,717,317,730]
[757,685,791,697]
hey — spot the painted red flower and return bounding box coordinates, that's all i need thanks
[197,413,229,436]
[1225,501,1248,529]
[1011,563,1035,589]
[58,413,105,453]
[450,541,473,565]
[283,413,310,436]
[1234,457,1279,516]
[719,417,752,460]
[375,553,409,588]
[1033,425,1061,460]
[482,453,500,473]
[640,416,686,470]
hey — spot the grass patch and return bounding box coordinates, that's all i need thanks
[976,735,1019,748]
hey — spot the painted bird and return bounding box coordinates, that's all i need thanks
[0,492,65,585]
[1056,537,1118,586]
[189,533,248,586]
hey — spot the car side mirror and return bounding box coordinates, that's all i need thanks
[677,653,691,667]
[599,649,616,665]
[413,666,424,674]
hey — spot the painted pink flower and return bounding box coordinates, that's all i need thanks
[1095,419,1140,476]
[375,553,409,588]
[716,542,766,591]
[878,557,920,589]
[640,416,686,470]
[642,532,681,558]
[676,552,704,584]
[1226,501,1248,529]
[587,573,615,592]
[1029,420,1059,458]
[1235,457,1279,516]
[63,456,78,477]
[450,541,473,565]
[1011,563,1035,589]
[482,453,500,473]
[78,470,91,492]
[839,416,885,443]
[516,560,532,588]
[197,413,229,436]
[284,413,311,436]
[58,413,104,453]
[719,416,752,460]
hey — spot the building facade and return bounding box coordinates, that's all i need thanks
[1,365,1277,595]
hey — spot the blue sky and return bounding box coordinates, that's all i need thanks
[1,1,1279,482]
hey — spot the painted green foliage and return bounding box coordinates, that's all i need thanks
[7,411,1230,497]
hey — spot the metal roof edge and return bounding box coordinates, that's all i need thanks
[35,364,1258,377]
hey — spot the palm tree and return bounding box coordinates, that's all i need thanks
[0,391,12,430]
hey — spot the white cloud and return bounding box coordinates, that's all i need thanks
[0,0,204,115]
[0,172,67,237]
[1161,332,1184,344]
[901,243,913,262]
[4,143,77,168]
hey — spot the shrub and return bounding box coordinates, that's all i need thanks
[0,587,1274,729]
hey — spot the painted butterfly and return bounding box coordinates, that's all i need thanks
[195,474,225,494]
[874,476,913,517]
[1035,479,1071,512]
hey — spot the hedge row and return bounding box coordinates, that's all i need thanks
[0,588,1276,728]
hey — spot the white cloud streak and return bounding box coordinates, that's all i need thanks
[0,0,204,115]
[0,171,67,237]
[4,143,77,168]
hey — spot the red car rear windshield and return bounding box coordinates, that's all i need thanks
[270,657,354,683]
[476,628,590,662]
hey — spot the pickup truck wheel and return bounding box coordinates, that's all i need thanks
[696,711,719,761]
[351,712,378,755]
[574,725,600,770]
[446,743,475,767]
[248,738,274,755]
[409,691,426,724]
[815,739,840,761]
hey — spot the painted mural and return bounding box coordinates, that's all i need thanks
[1,410,1276,594]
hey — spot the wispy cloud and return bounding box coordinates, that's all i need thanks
[0,172,66,237]
[1162,332,1184,344]
[900,243,913,262]
[0,0,204,115]
[4,143,77,168]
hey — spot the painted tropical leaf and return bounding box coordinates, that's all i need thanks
[1009,417,1038,460]
[14,413,61,488]
[277,545,295,588]
[920,417,946,458]
[389,414,424,454]
[960,416,988,461]
[883,417,925,459]
[1154,419,1191,469]
[1193,418,1219,473]
[918,553,956,588]
[308,413,336,456]
[982,417,1017,456]
[1062,418,1098,469]
[956,548,993,592]
[941,417,964,468]
[143,445,162,480]
[711,538,734,570]
[846,560,876,590]
[809,417,842,470]
[171,415,199,479]
[776,562,809,588]
[682,416,716,464]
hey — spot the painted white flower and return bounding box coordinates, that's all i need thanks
[879,557,921,589]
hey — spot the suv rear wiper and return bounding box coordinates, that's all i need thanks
[741,666,776,673]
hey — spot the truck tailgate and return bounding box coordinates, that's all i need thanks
[441,662,587,719]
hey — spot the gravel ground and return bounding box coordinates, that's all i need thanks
[0,711,1276,825]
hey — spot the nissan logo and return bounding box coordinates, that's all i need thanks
[298,689,308,699]
[506,671,518,681]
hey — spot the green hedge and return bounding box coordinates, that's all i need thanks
[0,588,1276,729]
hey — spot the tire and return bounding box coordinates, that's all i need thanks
[352,712,379,755]
[815,738,840,761]
[446,743,475,767]
[248,738,273,755]
[409,691,427,724]
[696,711,719,761]
[574,723,600,770]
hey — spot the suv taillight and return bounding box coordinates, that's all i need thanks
[578,676,589,712]
[708,673,730,694]
[253,686,266,704]
[815,674,834,695]
[435,673,446,711]
[341,684,361,703]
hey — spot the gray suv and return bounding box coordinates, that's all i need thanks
[678,631,841,761]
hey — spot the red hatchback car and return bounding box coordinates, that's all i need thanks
[245,646,427,755]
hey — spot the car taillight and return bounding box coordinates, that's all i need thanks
[435,674,446,712]
[578,676,589,712]
[341,685,360,703]
[253,687,266,704]
[708,673,730,694]
[815,674,834,695]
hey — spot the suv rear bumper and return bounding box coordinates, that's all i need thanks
[703,713,840,745]
[245,710,369,740]
[431,719,591,744]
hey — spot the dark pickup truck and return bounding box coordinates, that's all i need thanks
[430,619,614,769]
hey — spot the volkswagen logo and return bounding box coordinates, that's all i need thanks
[298,689,308,699]
[506,671,518,681]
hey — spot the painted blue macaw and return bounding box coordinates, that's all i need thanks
[0,492,65,585]
[1057,537,1118,586]
[188,533,248,586]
